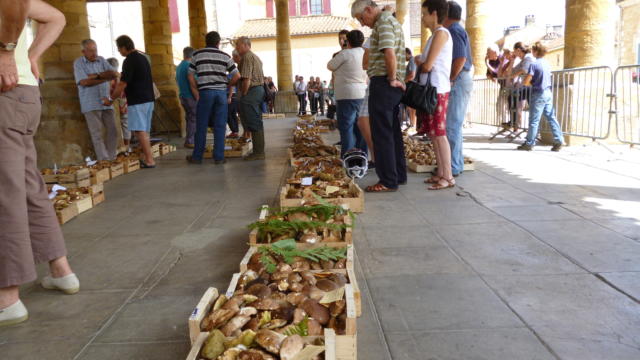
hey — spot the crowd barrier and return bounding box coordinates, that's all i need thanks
[468,65,639,145]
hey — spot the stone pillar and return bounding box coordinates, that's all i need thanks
[395,0,408,25]
[274,0,298,114]
[36,0,92,167]
[564,0,617,68]
[188,0,207,49]
[141,0,183,134]
[421,27,431,52]
[466,0,491,77]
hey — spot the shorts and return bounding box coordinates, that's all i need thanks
[358,85,369,118]
[418,92,449,137]
[128,101,154,133]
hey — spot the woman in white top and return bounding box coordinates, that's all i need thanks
[414,0,455,190]
[327,30,369,157]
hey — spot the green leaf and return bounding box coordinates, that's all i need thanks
[272,239,297,250]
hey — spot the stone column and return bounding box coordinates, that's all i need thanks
[466,0,491,76]
[141,0,183,134]
[395,0,408,25]
[564,0,617,68]
[274,0,298,114]
[37,0,92,167]
[188,0,207,49]
[421,27,431,52]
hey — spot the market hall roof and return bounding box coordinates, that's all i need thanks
[233,15,361,39]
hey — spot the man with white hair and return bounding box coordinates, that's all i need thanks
[351,0,407,193]
[73,39,119,161]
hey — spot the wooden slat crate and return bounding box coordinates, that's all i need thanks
[248,205,353,247]
[287,148,340,167]
[89,168,110,185]
[109,162,124,179]
[43,168,91,188]
[188,284,357,359]
[123,157,140,174]
[56,205,78,225]
[151,143,161,158]
[280,183,364,214]
[90,183,105,206]
[224,140,252,158]
[74,195,93,214]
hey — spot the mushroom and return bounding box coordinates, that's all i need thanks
[239,349,276,360]
[280,335,305,360]
[334,258,347,269]
[286,292,307,306]
[213,295,228,311]
[201,329,225,360]
[247,284,272,299]
[291,258,311,271]
[255,329,287,354]
[299,271,317,286]
[278,279,289,291]
[261,318,288,330]
[293,308,307,324]
[331,273,348,287]
[222,296,244,312]
[316,279,339,292]
[239,307,258,317]
[289,282,304,293]
[221,315,253,337]
[239,270,259,287]
[330,300,346,317]
[302,285,326,301]
[243,317,260,331]
[306,318,323,336]
[300,233,320,245]
[252,298,281,311]
[219,347,244,360]
[310,262,323,270]
[202,308,237,331]
[287,212,311,222]
[301,298,330,325]
[288,273,302,284]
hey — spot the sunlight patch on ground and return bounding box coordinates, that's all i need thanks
[583,197,640,224]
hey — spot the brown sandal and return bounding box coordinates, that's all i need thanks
[424,175,441,184]
[428,178,455,190]
[365,183,398,193]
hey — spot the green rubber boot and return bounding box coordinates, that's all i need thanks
[244,131,265,161]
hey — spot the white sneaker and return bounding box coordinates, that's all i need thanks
[0,300,28,327]
[41,273,80,295]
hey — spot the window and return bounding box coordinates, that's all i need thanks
[310,0,323,15]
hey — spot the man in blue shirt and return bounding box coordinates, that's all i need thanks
[73,39,119,160]
[444,1,473,176]
[517,42,564,152]
[176,47,196,148]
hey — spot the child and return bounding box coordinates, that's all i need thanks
[517,41,564,152]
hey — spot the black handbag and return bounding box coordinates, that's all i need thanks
[401,72,438,114]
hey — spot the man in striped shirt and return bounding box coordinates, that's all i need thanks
[352,0,407,193]
[186,31,241,164]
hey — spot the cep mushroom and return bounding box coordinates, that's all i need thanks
[280,334,305,360]
[255,329,287,355]
[301,298,330,325]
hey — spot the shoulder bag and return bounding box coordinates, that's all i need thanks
[401,71,438,115]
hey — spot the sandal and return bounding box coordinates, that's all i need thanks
[140,160,156,168]
[424,175,441,184]
[428,178,455,190]
[365,183,397,193]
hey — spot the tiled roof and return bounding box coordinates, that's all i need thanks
[233,15,364,39]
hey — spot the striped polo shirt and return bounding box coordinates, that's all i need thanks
[188,47,238,91]
[368,11,406,81]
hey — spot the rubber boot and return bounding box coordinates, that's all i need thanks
[244,131,265,161]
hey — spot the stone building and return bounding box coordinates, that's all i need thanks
[618,0,640,65]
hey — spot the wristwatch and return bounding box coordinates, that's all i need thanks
[0,41,18,51]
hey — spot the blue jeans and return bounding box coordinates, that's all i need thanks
[525,89,564,146]
[337,99,366,157]
[446,69,473,175]
[192,89,228,161]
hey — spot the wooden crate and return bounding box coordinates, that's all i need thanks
[56,205,78,225]
[188,283,357,357]
[90,183,105,206]
[186,329,350,360]
[74,195,93,214]
[89,168,110,185]
[43,168,91,187]
[123,158,140,174]
[248,205,353,247]
[224,140,252,158]
[151,143,161,158]
[109,162,124,179]
[238,246,361,317]
[160,144,171,155]
[280,183,364,213]
[287,148,340,167]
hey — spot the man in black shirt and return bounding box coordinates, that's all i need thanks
[108,35,156,168]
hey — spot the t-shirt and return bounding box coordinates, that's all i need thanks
[189,47,237,91]
[74,56,115,113]
[327,47,367,100]
[367,11,406,81]
[238,50,265,88]
[176,60,193,99]
[407,56,417,76]
[121,51,155,106]
[12,22,37,86]
[447,22,473,72]
[296,80,307,95]
[528,58,552,92]
[486,58,501,78]
[418,27,452,94]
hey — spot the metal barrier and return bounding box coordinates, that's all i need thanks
[469,66,616,142]
[614,65,640,145]
[550,66,614,141]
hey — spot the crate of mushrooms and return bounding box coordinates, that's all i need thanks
[280,183,363,214]
[248,205,353,247]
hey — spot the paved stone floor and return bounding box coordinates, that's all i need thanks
[1,120,639,360]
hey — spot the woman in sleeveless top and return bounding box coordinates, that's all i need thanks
[415,0,455,190]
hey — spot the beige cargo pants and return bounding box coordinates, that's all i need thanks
[0,85,67,288]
